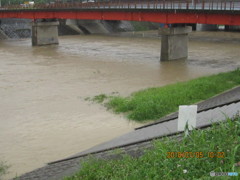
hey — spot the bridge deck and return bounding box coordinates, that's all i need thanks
[1,1,240,25]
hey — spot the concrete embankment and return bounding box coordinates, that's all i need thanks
[0,18,31,38]
[0,28,7,39]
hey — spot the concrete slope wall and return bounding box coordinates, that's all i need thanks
[0,18,31,38]
[77,20,110,34]
[0,28,8,39]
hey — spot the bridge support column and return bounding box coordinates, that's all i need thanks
[32,21,59,46]
[159,26,192,61]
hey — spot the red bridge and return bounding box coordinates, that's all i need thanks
[0,0,240,25]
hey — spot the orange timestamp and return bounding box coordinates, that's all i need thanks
[167,152,225,158]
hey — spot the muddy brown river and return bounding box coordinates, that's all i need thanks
[1,31,240,179]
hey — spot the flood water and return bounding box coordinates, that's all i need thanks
[1,31,240,179]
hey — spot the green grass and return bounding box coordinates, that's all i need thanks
[64,116,240,180]
[0,161,8,179]
[105,69,240,122]
[92,94,108,103]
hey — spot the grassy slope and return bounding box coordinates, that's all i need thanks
[65,116,240,180]
[106,69,240,122]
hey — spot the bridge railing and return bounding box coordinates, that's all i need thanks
[2,1,240,11]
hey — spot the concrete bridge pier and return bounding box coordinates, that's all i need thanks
[32,21,59,46]
[159,26,192,61]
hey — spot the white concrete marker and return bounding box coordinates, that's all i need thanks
[178,105,198,131]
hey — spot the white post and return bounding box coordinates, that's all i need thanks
[178,105,197,131]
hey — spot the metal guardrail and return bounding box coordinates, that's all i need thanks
[2,1,240,11]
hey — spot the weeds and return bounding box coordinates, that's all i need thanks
[92,94,108,103]
[0,161,8,179]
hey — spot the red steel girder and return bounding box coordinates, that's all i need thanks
[0,10,240,25]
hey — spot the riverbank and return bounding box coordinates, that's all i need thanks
[93,69,240,122]
[65,116,240,179]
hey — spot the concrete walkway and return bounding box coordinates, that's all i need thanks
[16,86,240,180]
